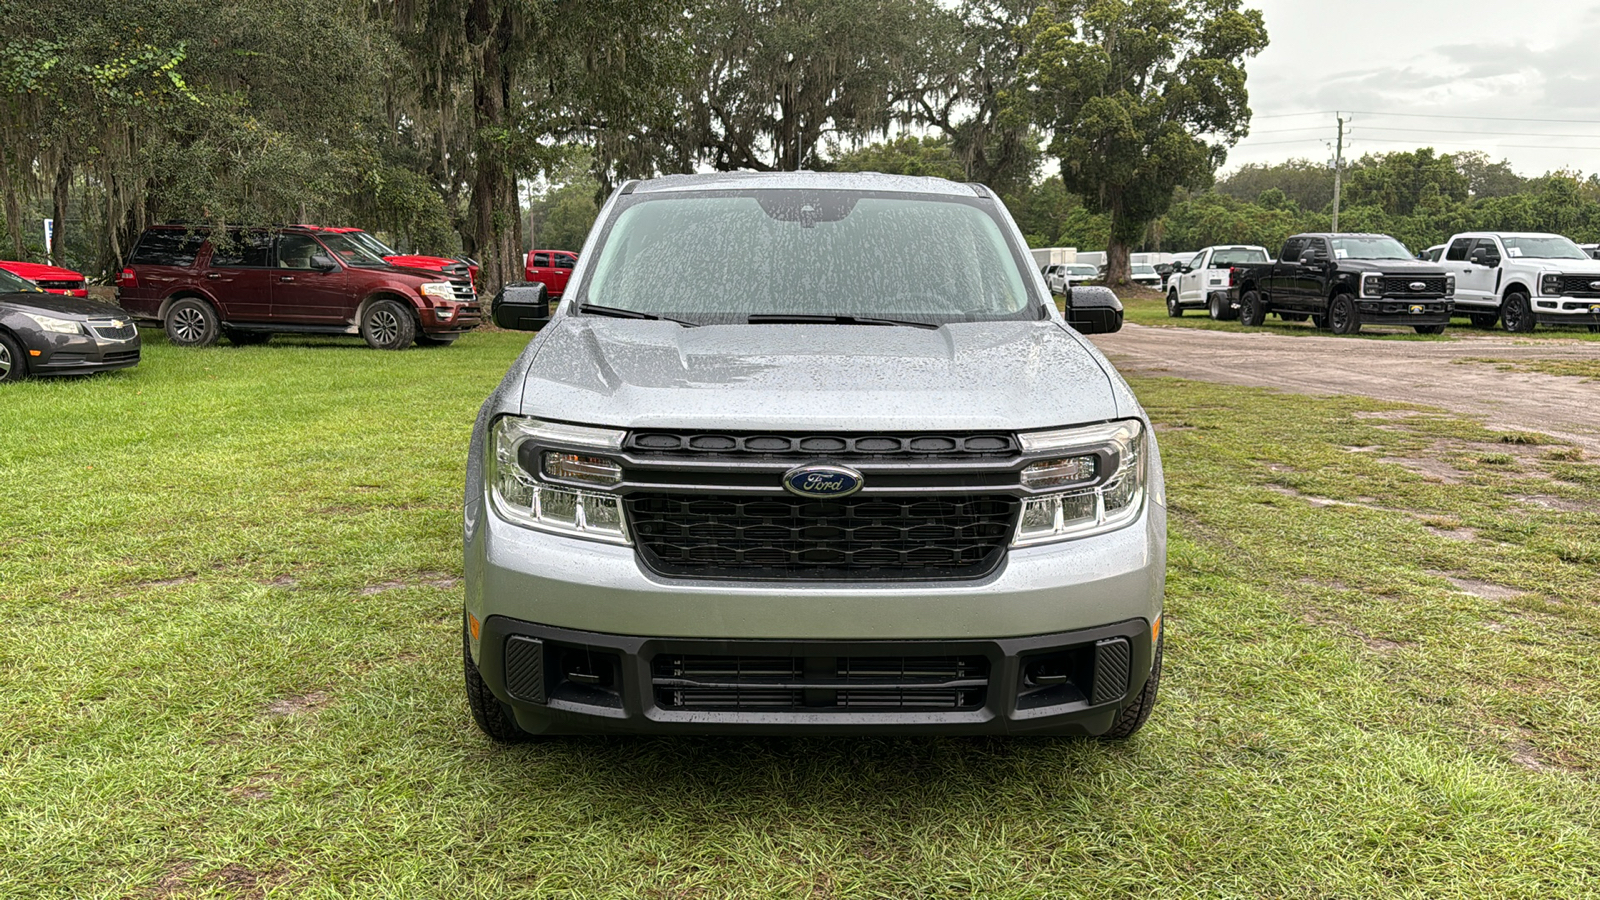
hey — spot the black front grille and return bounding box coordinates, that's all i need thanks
[1364,301,1450,315]
[1558,275,1600,296]
[626,493,1018,580]
[652,653,989,710]
[626,430,1017,460]
[1381,276,1447,296]
[86,319,137,341]
[101,350,141,364]
[36,279,84,291]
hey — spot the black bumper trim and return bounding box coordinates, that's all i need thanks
[473,616,1157,736]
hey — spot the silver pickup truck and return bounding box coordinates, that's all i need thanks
[462,172,1167,739]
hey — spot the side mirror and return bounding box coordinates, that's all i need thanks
[1063,285,1124,334]
[1469,251,1499,268]
[310,254,338,272]
[493,281,550,331]
[1298,252,1324,266]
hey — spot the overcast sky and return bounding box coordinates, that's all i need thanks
[1225,0,1600,177]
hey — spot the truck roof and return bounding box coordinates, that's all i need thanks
[1290,233,1396,240]
[628,171,985,197]
[1448,231,1565,239]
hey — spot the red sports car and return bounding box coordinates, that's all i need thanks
[0,260,88,297]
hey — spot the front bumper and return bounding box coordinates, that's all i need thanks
[473,615,1158,735]
[1357,298,1452,326]
[25,330,141,375]
[1533,297,1600,326]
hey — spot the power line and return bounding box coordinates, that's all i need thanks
[1357,125,1600,139]
[1343,110,1600,126]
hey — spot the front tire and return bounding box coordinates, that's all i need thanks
[1501,292,1536,333]
[1414,324,1447,335]
[1469,312,1499,329]
[1166,291,1183,317]
[1329,293,1362,335]
[1237,290,1267,327]
[0,331,27,383]
[463,620,533,743]
[361,299,417,350]
[1100,636,1163,741]
[164,298,220,348]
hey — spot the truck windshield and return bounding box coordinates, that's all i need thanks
[1066,265,1098,276]
[1330,236,1413,260]
[581,190,1040,326]
[1212,248,1267,266]
[1500,236,1588,260]
[316,233,389,267]
[0,269,42,293]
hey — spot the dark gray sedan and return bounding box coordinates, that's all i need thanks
[0,268,140,382]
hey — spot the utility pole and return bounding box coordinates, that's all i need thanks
[1331,113,1345,232]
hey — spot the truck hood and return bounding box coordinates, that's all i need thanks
[516,318,1123,431]
[1341,258,1448,275]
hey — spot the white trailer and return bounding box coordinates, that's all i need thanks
[1029,247,1078,269]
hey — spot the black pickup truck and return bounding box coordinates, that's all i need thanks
[1226,233,1455,334]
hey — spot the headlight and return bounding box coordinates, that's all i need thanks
[489,416,629,544]
[1013,420,1147,546]
[1444,274,1455,298]
[419,281,455,300]
[24,313,82,335]
[1361,274,1384,299]
[1542,273,1564,296]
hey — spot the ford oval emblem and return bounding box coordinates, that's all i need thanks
[1409,281,1426,291]
[783,464,864,498]
[1590,280,1600,290]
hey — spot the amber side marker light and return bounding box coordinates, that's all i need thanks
[29,350,41,357]
[1151,615,1162,645]
[468,613,481,640]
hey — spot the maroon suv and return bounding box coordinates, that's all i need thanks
[118,226,481,349]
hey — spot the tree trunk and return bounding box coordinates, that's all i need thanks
[52,162,72,266]
[2,170,22,260]
[1102,192,1136,286]
[466,0,518,296]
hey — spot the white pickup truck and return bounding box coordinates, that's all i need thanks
[1165,244,1271,318]
[1438,232,1600,332]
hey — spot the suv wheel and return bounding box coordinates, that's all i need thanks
[463,619,533,743]
[1501,292,1536,333]
[165,298,220,347]
[1329,293,1362,335]
[0,331,27,383]
[1166,291,1182,317]
[1237,290,1266,327]
[1100,635,1163,740]
[361,299,417,350]
[224,328,272,346]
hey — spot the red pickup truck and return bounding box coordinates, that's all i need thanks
[0,261,88,297]
[118,226,481,349]
[306,226,479,287]
[523,249,577,299]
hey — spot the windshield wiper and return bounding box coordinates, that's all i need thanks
[744,313,940,329]
[577,303,700,327]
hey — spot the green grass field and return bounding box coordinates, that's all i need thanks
[3,330,1598,898]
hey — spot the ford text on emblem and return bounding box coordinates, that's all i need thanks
[783,464,864,498]
[1409,282,1426,291]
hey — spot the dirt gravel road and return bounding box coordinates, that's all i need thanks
[1092,324,1600,452]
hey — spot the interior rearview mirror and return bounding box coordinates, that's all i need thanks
[493,281,550,331]
[1063,285,1124,334]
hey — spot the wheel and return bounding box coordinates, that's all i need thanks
[415,334,459,347]
[1329,293,1362,335]
[463,619,532,743]
[0,331,27,383]
[1279,313,1309,323]
[1100,635,1163,741]
[1469,312,1499,329]
[164,298,220,347]
[1208,292,1236,321]
[1414,324,1447,335]
[361,299,417,350]
[1237,290,1266,327]
[1166,291,1183,317]
[223,328,271,346]
[1501,292,1536,333]
[1311,314,1328,329]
